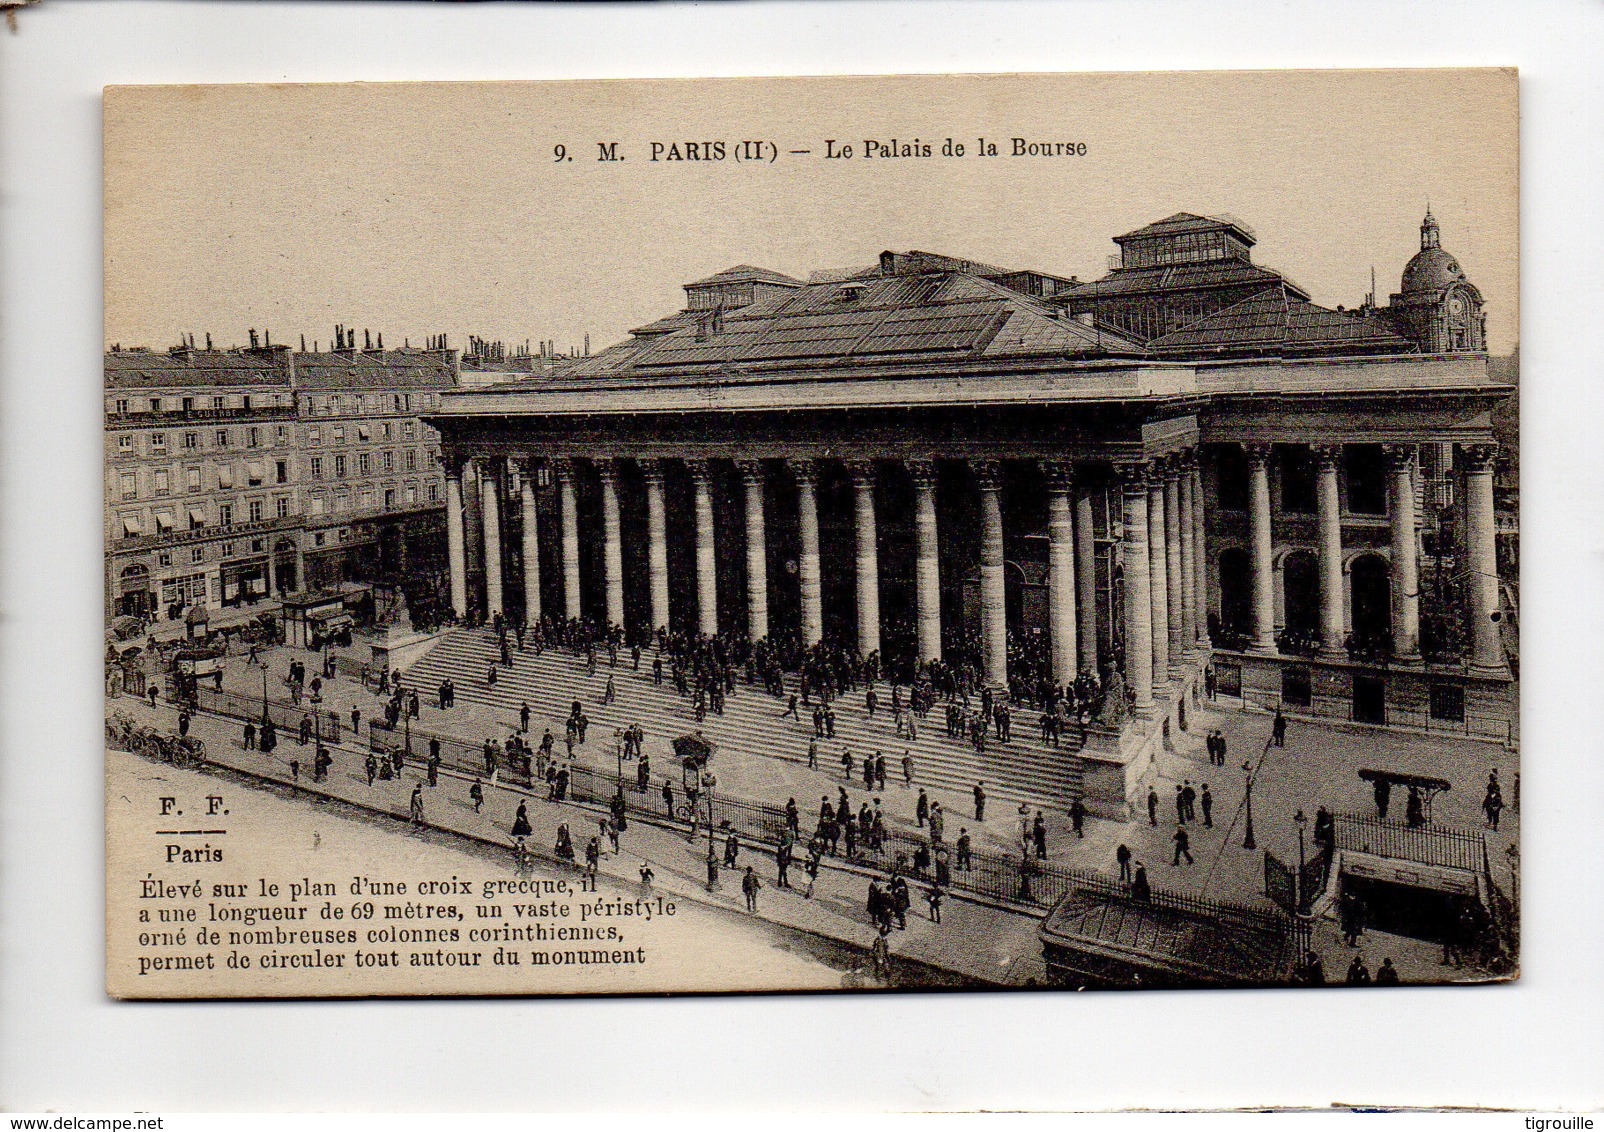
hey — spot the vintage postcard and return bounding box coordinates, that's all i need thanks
[103,71,1518,999]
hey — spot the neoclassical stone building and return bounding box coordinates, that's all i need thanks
[426,212,1514,814]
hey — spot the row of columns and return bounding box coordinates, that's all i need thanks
[1236,441,1503,673]
[445,452,1213,699]
[1118,454,1210,718]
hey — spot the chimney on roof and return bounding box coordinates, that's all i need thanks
[377,332,384,350]
[301,334,307,351]
[249,329,260,349]
[364,328,372,350]
[584,333,590,356]
[205,333,213,350]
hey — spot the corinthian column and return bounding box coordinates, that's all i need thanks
[1147,462,1170,690]
[1118,463,1154,717]
[643,459,670,636]
[688,459,718,637]
[444,455,468,618]
[1314,445,1347,659]
[737,459,769,641]
[1164,459,1185,660]
[1075,478,1100,675]
[1177,451,1197,650]
[519,457,541,627]
[555,457,581,621]
[1464,444,1505,673]
[481,459,504,618]
[597,458,625,632]
[907,459,943,665]
[1385,445,1421,663]
[1192,457,1209,648]
[847,460,881,658]
[1043,461,1078,688]
[975,460,1008,691]
[1246,444,1276,653]
[790,459,823,648]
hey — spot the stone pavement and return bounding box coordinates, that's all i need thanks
[173,631,1519,986]
[111,691,1048,988]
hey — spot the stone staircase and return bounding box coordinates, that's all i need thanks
[401,628,1086,814]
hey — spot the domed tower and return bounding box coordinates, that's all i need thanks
[1387,208,1486,352]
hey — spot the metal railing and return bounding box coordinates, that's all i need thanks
[1330,812,1483,872]
[195,685,342,742]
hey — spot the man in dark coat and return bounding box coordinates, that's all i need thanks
[973,782,986,822]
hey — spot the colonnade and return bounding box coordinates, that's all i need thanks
[442,451,1213,708]
[1235,441,1504,674]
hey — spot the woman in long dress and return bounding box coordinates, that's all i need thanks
[511,800,532,847]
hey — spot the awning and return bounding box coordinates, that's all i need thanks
[189,507,206,527]
[247,461,265,483]
[217,466,234,489]
[154,510,175,532]
[357,425,371,441]
[121,515,143,536]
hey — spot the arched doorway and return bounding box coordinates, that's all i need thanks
[1281,550,1319,640]
[117,563,152,618]
[1350,554,1391,648]
[1216,547,1251,639]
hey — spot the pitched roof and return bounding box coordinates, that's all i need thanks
[1147,286,1417,358]
[292,349,457,390]
[686,264,802,288]
[554,263,1144,386]
[1114,211,1257,245]
[105,349,291,389]
[1057,257,1303,301]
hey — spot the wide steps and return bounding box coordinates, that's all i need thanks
[402,630,1085,812]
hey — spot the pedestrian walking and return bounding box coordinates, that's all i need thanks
[585,837,600,877]
[724,829,741,869]
[351,706,361,735]
[870,927,892,981]
[242,720,256,750]
[925,885,943,923]
[1131,863,1151,902]
[470,778,484,813]
[973,781,986,822]
[1201,784,1213,827]
[1032,811,1048,859]
[427,751,440,788]
[776,841,792,888]
[1069,798,1086,839]
[1147,786,1159,826]
[841,748,854,781]
[662,780,675,819]
[1171,825,1194,866]
[807,737,818,769]
[956,829,973,872]
[742,866,761,912]
[409,783,424,826]
[1272,707,1287,747]
[1116,843,1133,883]
[365,753,377,786]
[1175,784,1187,825]
[511,800,532,845]
[902,751,914,786]
[520,702,531,733]
[916,789,930,828]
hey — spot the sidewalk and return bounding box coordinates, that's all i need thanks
[112,693,1049,988]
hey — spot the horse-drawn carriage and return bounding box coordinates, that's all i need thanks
[106,710,207,767]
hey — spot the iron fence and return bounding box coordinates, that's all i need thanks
[1331,812,1483,872]
[195,685,342,743]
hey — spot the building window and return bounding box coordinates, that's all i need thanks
[427,482,439,503]
[1345,444,1388,516]
[242,396,252,411]
[309,494,326,516]
[149,397,162,412]
[213,396,226,410]
[357,424,372,443]
[315,531,326,547]
[275,460,288,484]
[381,450,393,472]
[183,431,198,450]
[186,467,201,492]
[120,513,143,539]
[117,434,133,452]
[1280,447,1317,514]
[276,495,291,518]
[384,488,396,508]
[191,546,205,565]
[334,454,347,478]
[247,426,260,448]
[216,429,229,448]
[217,464,234,490]
[115,399,129,415]
[382,422,392,441]
[358,452,371,474]
[223,542,235,558]
[334,491,349,513]
[405,449,417,471]
[276,425,289,445]
[1430,683,1466,723]
[405,483,417,505]
[157,551,172,567]
[332,426,345,443]
[307,427,321,446]
[189,505,206,530]
[404,422,416,441]
[153,469,170,496]
[249,500,263,523]
[120,472,138,500]
[219,503,233,527]
[181,396,194,413]
[247,462,264,486]
[359,488,374,510]
[150,431,166,451]
[310,456,323,480]
[393,395,403,413]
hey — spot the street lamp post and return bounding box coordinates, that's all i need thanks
[1243,761,1257,850]
[704,771,720,892]
[1294,808,1308,914]
[258,658,270,726]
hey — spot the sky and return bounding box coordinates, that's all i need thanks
[104,70,1519,355]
